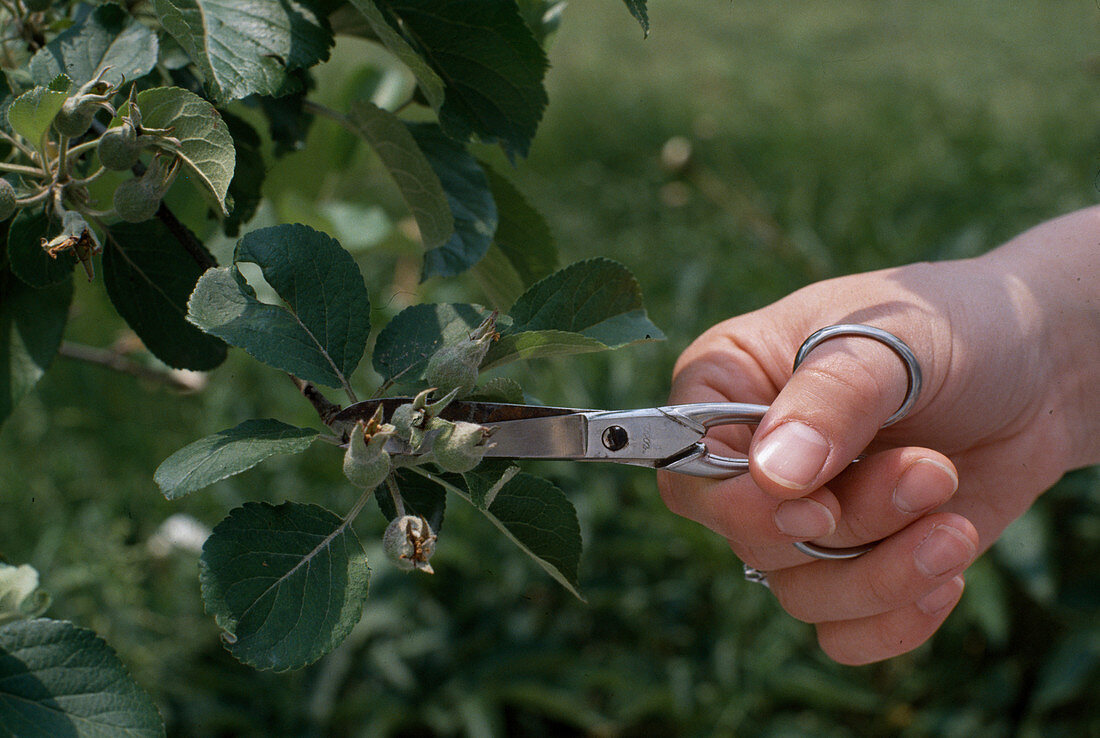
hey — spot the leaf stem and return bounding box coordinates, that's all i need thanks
[69,166,106,186]
[0,129,39,162]
[15,187,51,207]
[344,483,376,525]
[64,138,100,163]
[0,161,46,177]
[54,135,70,184]
[385,476,406,517]
[301,99,359,136]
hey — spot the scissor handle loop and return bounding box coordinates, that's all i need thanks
[793,324,923,427]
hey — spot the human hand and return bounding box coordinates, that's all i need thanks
[658,208,1100,664]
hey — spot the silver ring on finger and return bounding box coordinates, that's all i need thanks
[743,563,771,589]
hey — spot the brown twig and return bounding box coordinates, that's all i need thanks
[58,341,202,391]
[289,374,342,426]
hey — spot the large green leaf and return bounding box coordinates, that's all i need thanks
[127,86,235,216]
[187,224,371,389]
[29,4,158,87]
[103,220,228,370]
[382,0,548,160]
[409,123,497,280]
[471,163,557,309]
[347,101,453,250]
[416,469,582,598]
[0,269,72,426]
[154,0,333,104]
[6,208,75,288]
[0,618,165,737]
[200,501,370,671]
[483,258,664,368]
[346,0,445,109]
[155,419,319,499]
[371,302,499,383]
[6,75,71,147]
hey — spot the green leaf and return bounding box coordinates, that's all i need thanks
[375,468,447,532]
[471,163,557,309]
[347,101,453,250]
[409,123,497,279]
[187,224,371,389]
[0,268,72,426]
[622,0,650,37]
[127,86,236,216]
[383,0,548,160]
[0,563,50,626]
[483,258,664,368]
[346,0,445,109]
[0,618,165,737]
[469,376,525,404]
[423,469,581,597]
[29,4,158,87]
[483,330,608,369]
[200,501,370,671]
[6,208,75,288]
[259,69,314,157]
[103,219,228,370]
[6,75,71,146]
[155,419,319,499]
[460,459,521,509]
[154,0,333,104]
[371,302,499,383]
[220,111,264,237]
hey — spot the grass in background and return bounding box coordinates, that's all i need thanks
[3,1,1099,735]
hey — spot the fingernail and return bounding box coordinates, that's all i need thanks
[774,498,836,539]
[917,576,965,615]
[754,422,830,490]
[893,459,959,514]
[914,525,976,578]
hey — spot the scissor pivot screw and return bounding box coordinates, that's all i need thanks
[601,425,629,452]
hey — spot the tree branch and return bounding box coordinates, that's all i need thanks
[289,374,342,426]
[58,341,203,392]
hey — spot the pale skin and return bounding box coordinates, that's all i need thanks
[657,205,1100,665]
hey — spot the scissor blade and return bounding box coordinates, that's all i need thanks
[479,415,588,459]
[331,399,589,459]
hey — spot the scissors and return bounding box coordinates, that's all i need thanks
[332,397,769,478]
[331,324,923,562]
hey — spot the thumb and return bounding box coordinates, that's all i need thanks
[749,328,917,498]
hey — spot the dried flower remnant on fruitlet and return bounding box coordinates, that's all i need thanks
[383,515,437,574]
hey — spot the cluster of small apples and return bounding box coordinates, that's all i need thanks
[340,314,500,574]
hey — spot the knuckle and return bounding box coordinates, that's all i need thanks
[862,567,907,611]
[838,509,881,544]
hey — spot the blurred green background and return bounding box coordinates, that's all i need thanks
[4,1,1100,735]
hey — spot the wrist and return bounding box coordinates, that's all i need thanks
[983,207,1100,471]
